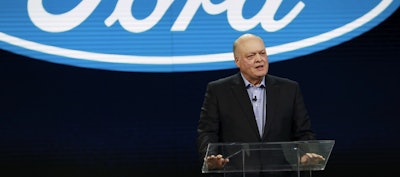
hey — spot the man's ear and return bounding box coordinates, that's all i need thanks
[234,57,240,67]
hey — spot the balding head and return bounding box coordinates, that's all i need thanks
[233,33,265,59]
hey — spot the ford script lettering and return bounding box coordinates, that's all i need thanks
[29,0,304,33]
[0,0,398,72]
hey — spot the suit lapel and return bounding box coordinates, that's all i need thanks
[230,73,261,140]
[263,75,280,139]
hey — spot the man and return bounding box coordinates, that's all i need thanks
[197,33,323,176]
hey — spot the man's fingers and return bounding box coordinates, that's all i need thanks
[205,154,230,169]
[301,153,326,165]
[306,153,325,160]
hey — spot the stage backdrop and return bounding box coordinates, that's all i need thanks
[1,1,399,177]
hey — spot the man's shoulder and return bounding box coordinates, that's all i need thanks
[207,73,300,86]
[267,74,298,85]
[209,73,241,86]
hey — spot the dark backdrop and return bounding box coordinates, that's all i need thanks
[1,8,399,177]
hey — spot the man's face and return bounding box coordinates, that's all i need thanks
[235,36,269,85]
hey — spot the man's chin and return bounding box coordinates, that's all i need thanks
[255,71,267,77]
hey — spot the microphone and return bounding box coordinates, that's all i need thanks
[252,96,257,102]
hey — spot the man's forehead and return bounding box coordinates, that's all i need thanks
[239,41,265,52]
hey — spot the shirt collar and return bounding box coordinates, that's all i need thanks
[240,73,266,88]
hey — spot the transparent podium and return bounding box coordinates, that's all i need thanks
[202,140,334,177]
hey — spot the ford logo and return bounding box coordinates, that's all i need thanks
[1,0,399,72]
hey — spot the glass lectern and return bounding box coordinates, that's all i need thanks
[202,140,335,177]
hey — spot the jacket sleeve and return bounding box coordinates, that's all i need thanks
[197,81,220,160]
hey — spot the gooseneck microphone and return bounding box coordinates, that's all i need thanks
[252,96,257,102]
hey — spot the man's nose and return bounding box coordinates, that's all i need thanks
[255,54,263,62]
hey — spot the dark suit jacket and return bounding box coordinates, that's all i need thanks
[197,72,316,160]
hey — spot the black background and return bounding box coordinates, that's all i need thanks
[1,8,399,177]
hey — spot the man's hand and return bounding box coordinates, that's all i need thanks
[300,153,325,165]
[205,154,229,170]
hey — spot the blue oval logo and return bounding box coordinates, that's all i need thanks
[1,0,399,72]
